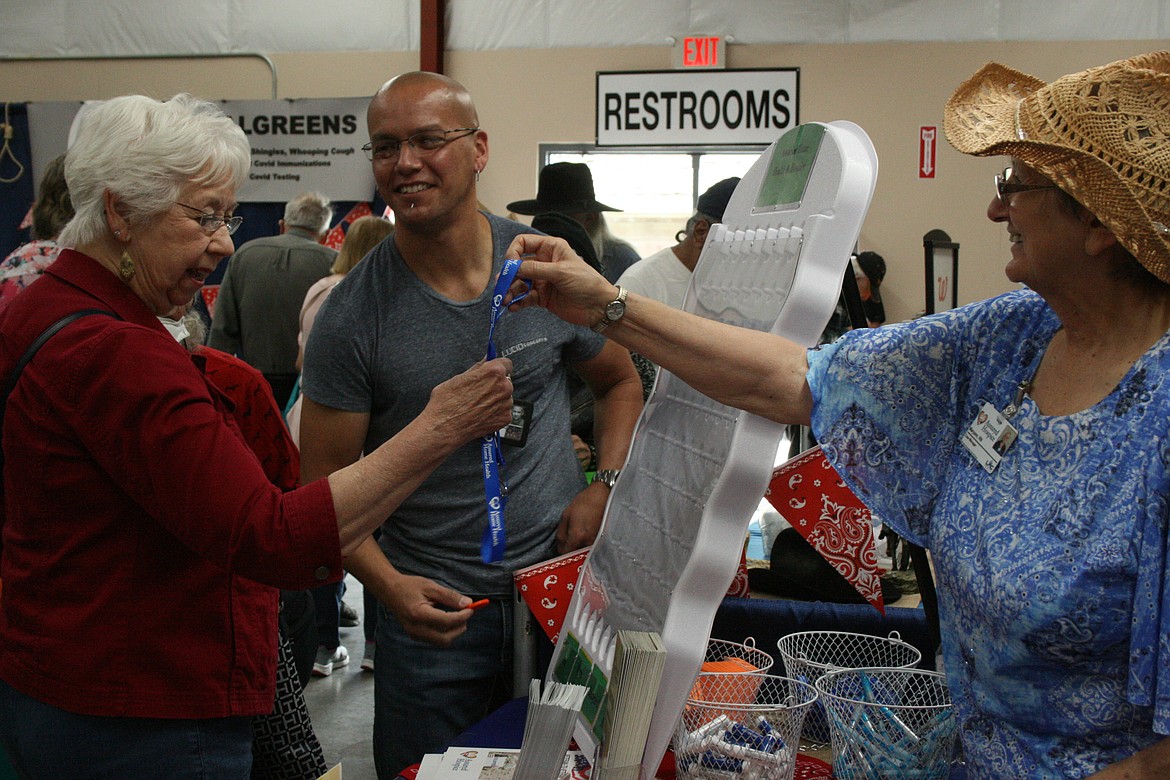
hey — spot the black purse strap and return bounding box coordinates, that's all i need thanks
[0,308,121,467]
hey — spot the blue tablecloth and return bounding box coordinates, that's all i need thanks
[453,696,528,748]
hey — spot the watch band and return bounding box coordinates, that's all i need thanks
[591,286,628,333]
[594,469,621,488]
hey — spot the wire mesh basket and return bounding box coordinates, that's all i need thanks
[676,673,818,780]
[815,667,957,779]
[775,630,922,746]
[706,637,775,672]
[688,637,774,705]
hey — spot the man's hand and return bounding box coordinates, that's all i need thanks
[571,434,592,471]
[555,481,610,554]
[419,357,515,446]
[384,572,477,647]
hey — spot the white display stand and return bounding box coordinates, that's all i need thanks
[546,121,878,778]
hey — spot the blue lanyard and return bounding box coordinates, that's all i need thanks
[480,258,529,563]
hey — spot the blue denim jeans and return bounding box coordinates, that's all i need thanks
[363,579,379,644]
[372,598,514,779]
[0,678,253,778]
[310,577,345,650]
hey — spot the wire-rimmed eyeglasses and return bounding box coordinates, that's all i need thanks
[362,127,479,162]
[176,202,244,235]
[994,167,1059,208]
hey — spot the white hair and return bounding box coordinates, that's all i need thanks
[58,94,251,248]
[283,191,333,235]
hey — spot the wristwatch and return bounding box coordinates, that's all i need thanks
[591,286,628,333]
[594,469,621,489]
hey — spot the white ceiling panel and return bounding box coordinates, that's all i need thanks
[228,0,415,53]
[544,2,692,48]
[0,0,1166,58]
[691,0,852,45]
[1001,0,1170,42]
[445,0,551,51]
[848,0,999,43]
[67,0,233,57]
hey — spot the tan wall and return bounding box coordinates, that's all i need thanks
[3,39,1164,322]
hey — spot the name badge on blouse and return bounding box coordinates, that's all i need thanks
[961,401,1019,473]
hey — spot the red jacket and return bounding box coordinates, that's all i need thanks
[196,345,301,494]
[0,250,341,718]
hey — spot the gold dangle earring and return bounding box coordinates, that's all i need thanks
[119,250,136,282]
[114,226,135,281]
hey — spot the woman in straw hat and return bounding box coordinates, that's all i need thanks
[502,52,1170,778]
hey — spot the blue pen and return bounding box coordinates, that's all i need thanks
[860,671,920,743]
[699,750,743,772]
[726,721,766,750]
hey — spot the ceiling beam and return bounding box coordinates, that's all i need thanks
[420,0,446,74]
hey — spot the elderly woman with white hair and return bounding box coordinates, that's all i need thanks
[0,94,514,778]
[506,53,1170,778]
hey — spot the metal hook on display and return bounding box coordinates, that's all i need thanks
[0,103,26,184]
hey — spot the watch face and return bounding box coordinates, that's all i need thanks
[605,299,625,321]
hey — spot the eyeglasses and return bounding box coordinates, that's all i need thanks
[176,202,244,235]
[994,167,1059,208]
[361,127,479,162]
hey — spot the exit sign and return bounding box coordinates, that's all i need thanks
[672,35,726,69]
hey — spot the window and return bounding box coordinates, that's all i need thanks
[540,144,761,258]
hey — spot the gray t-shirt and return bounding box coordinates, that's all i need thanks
[302,213,605,595]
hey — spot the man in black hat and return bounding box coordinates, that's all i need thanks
[615,177,740,310]
[506,162,640,283]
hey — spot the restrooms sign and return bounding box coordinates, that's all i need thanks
[595,69,799,147]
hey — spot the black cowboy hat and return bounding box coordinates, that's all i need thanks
[506,162,620,215]
[749,528,902,605]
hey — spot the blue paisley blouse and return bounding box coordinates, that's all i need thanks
[806,289,1170,779]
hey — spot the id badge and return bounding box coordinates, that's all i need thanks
[961,402,1018,473]
[499,400,533,447]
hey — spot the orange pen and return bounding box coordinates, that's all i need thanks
[466,598,490,611]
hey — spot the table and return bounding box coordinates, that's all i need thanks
[441,696,839,779]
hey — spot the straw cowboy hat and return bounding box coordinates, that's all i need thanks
[506,162,620,215]
[944,51,1170,283]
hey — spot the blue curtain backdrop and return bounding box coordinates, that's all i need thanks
[0,103,34,262]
